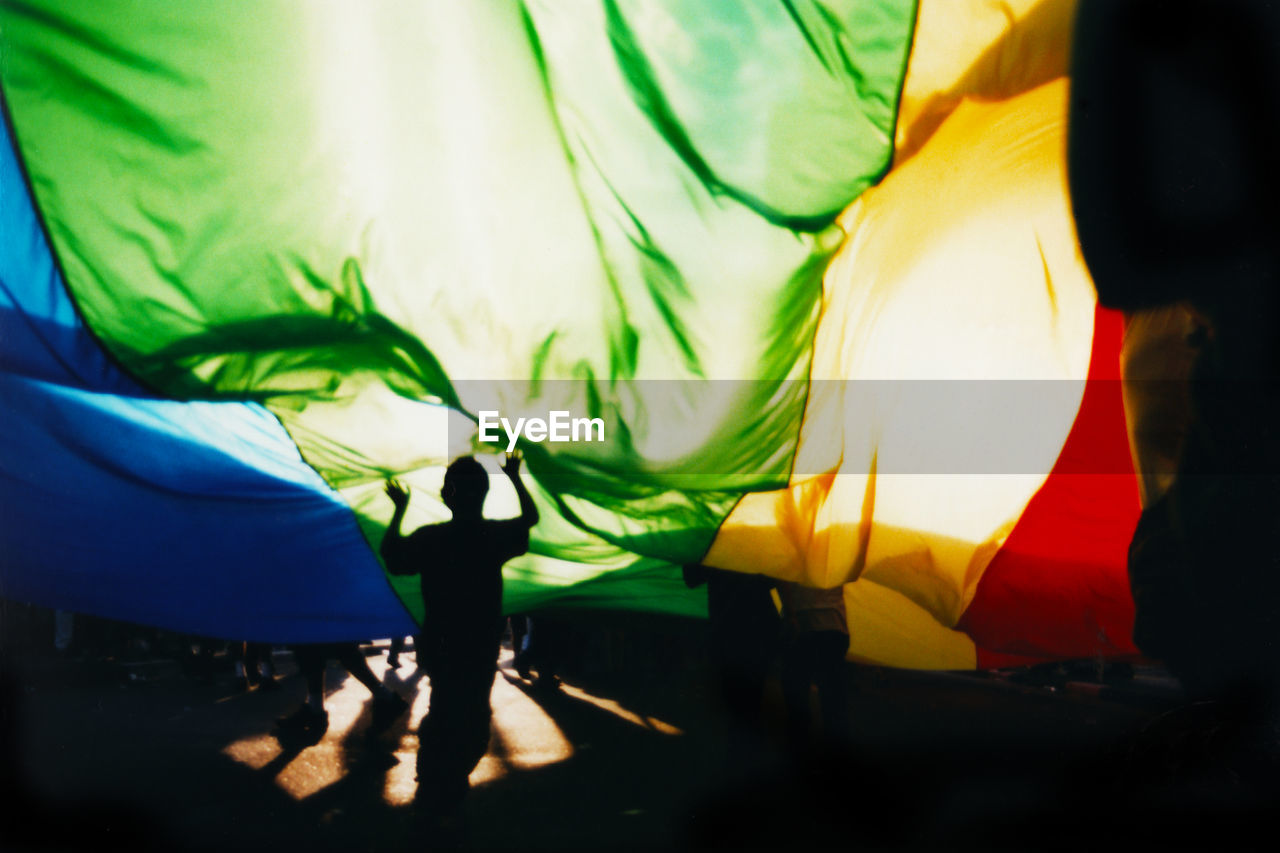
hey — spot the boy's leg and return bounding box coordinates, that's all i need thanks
[415,663,495,811]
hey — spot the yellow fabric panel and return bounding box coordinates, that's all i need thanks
[843,580,977,671]
[895,0,1078,165]
[706,79,1099,667]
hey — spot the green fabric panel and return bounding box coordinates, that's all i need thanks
[0,1,916,619]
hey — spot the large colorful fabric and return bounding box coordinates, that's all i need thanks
[0,0,1142,666]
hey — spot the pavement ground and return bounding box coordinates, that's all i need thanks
[2,617,1276,851]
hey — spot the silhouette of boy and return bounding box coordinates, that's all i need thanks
[381,452,538,814]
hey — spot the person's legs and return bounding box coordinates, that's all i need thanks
[388,635,406,669]
[236,641,265,688]
[415,662,495,814]
[276,645,330,741]
[333,643,382,694]
[231,641,252,689]
[510,616,530,679]
[525,618,562,690]
[416,632,440,680]
[416,687,486,807]
[250,642,277,688]
[242,641,260,674]
[297,645,327,709]
[332,642,409,732]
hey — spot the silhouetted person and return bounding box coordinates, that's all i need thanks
[381,452,539,819]
[777,581,851,753]
[276,642,408,744]
[683,563,780,767]
[1070,0,1280,706]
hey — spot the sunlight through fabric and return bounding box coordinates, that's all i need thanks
[0,0,1141,669]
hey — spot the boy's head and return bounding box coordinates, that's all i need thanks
[442,456,488,516]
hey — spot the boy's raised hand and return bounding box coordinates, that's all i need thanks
[385,478,410,509]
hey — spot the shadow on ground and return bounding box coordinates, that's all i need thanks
[2,610,1277,851]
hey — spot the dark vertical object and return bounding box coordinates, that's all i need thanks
[1069,0,1280,702]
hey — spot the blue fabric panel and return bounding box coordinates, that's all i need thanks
[0,115,414,642]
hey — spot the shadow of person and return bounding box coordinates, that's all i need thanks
[256,738,312,775]
[464,668,717,848]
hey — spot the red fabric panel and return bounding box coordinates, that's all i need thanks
[959,306,1143,666]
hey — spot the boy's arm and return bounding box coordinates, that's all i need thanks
[502,452,539,529]
[380,479,417,575]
